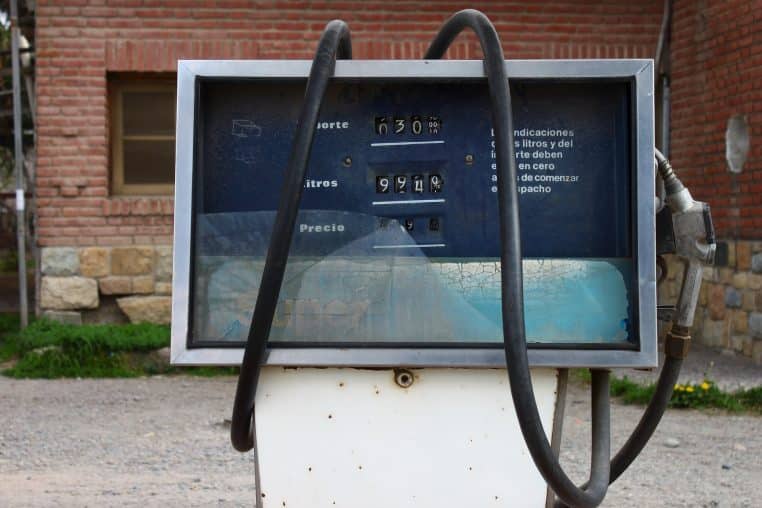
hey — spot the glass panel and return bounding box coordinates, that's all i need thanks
[192,210,632,345]
[189,79,635,347]
[123,90,175,136]
[123,139,175,184]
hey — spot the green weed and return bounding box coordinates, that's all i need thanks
[0,316,237,378]
[572,369,761,414]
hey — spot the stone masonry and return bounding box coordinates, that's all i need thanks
[40,246,172,325]
[38,239,762,365]
[660,240,762,364]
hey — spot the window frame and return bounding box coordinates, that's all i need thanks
[110,79,176,196]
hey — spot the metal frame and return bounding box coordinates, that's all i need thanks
[171,59,656,368]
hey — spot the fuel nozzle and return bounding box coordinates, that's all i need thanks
[656,149,693,214]
[657,149,716,358]
[657,149,716,267]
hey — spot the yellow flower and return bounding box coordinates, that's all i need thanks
[701,382,711,391]
[686,386,694,393]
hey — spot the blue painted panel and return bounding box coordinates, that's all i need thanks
[196,79,631,258]
[189,78,635,347]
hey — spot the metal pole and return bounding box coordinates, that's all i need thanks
[11,0,28,329]
[661,76,671,158]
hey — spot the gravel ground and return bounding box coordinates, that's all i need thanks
[1,374,760,507]
[614,343,762,391]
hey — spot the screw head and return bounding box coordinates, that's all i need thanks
[342,156,352,167]
[394,369,414,388]
[465,154,474,165]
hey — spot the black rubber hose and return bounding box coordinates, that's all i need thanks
[554,358,682,508]
[231,20,351,453]
[555,166,687,506]
[609,356,681,482]
[426,10,611,507]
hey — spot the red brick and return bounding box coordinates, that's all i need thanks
[36,0,666,248]
[671,0,760,240]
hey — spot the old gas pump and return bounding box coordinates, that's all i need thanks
[170,10,714,507]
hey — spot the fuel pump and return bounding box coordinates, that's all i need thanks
[169,9,715,507]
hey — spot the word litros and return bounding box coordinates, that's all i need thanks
[304,179,339,189]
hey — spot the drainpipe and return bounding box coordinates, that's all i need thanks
[655,0,672,158]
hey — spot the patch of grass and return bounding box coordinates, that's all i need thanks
[570,367,592,384]
[0,316,239,378]
[0,251,35,273]
[735,386,762,412]
[2,319,169,378]
[7,346,140,379]
[180,366,240,377]
[670,380,744,411]
[572,369,761,414]
[12,319,170,353]
[609,376,655,405]
[0,313,20,334]
[0,313,26,361]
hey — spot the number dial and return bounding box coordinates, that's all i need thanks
[376,176,390,193]
[429,174,443,193]
[412,175,424,193]
[394,118,405,134]
[394,175,407,193]
[375,117,388,135]
[411,116,422,135]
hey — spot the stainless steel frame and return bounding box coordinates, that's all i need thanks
[171,59,656,368]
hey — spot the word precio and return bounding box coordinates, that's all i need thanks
[299,223,345,233]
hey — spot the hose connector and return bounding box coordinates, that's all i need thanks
[656,149,693,213]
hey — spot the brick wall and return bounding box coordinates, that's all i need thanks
[35,0,662,248]
[34,1,663,324]
[669,0,762,361]
[670,0,762,239]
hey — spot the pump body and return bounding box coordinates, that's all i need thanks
[171,59,656,507]
[252,367,559,507]
[171,59,656,369]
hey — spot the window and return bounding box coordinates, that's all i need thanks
[110,80,176,195]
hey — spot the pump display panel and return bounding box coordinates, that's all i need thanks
[171,60,656,368]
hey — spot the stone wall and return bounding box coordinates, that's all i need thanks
[39,239,762,364]
[39,246,172,325]
[662,240,762,363]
